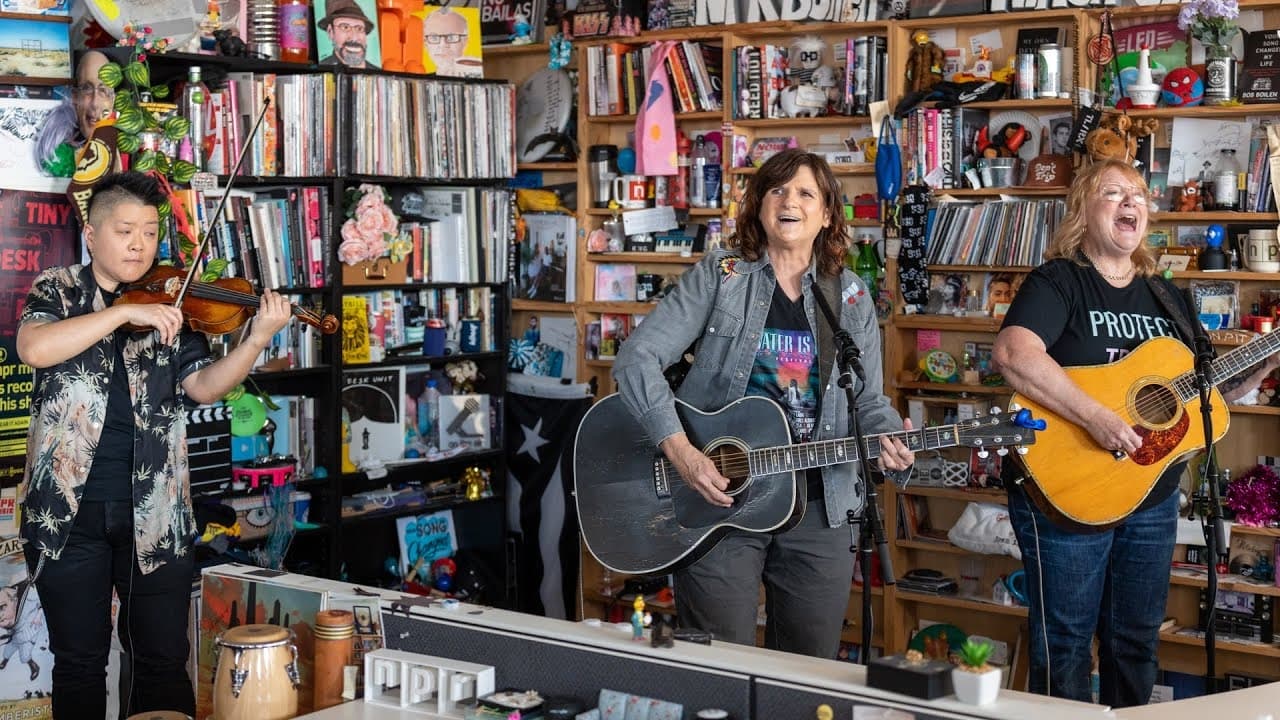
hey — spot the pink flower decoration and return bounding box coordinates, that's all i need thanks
[378,205,398,234]
[357,210,386,243]
[357,192,383,215]
[337,238,370,265]
[340,218,363,245]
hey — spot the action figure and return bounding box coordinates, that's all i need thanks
[510,10,533,44]
[631,595,646,641]
[905,30,945,94]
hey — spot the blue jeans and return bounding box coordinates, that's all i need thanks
[1008,488,1178,708]
[25,500,195,719]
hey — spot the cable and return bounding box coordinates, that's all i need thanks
[1028,499,1052,697]
[125,526,137,716]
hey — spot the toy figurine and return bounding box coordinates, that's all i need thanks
[549,30,572,70]
[905,30,945,93]
[510,10,533,44]
[378,0,425,73]
[631,595,646,641]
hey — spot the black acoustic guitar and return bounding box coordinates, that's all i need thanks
[573,394,1040,575]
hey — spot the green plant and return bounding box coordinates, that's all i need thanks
[957,639,994,671]
[97,25,211,273]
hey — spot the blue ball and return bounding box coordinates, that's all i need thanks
[1205,224,1225,248]
[617,147,637,175]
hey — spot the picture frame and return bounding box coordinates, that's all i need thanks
[0,12,71,85]
[1188,278,1240,330]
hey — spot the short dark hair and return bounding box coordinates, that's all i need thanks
[87,172,165,227]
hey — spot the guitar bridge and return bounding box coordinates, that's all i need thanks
[653,459,671,499]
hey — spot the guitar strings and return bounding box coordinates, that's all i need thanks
[653,424,983,479]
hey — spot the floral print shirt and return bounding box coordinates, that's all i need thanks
[20,264,213,574]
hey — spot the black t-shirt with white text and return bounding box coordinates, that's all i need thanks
[1001,258,1190,511]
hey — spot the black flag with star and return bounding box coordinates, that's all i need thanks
[504,375,592,618]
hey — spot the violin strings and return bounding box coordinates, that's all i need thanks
[187,284,322,323]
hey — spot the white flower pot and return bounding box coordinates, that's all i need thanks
[952,666,1001,705]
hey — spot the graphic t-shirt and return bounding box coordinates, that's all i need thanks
[1001,258,1190,509]
[747,285,822,498]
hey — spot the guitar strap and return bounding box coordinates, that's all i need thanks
[814,271,842,392]
[1145,275,1202,352]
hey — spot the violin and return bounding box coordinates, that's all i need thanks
[116,265,339,335]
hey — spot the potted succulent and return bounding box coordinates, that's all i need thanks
[952,638,1001,705]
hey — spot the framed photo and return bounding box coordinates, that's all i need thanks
[0,13,71,85]
[1188,279,1240,330]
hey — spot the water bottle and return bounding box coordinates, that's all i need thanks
[853,234,880,296]
[417,379,441,449]
[690,135,708,208]
[702,137,721,208]
[182,66,209,171]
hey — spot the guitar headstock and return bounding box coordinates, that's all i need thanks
[954,407,1041,458]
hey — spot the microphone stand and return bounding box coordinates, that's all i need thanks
[813,289,895,665]
[1186,293,1224,695]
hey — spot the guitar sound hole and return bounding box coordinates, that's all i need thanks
[708,444,750,496]
[1133,383,1180,426]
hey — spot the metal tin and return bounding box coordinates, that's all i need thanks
[1036,44,1062,98]
[1016,53,1037,99]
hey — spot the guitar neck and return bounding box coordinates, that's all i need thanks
[746,425,964,475]
[1173,330,1280,402]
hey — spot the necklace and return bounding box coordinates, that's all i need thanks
[1083,251,1134,282]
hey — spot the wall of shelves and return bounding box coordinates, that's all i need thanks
[489,2,1280,683]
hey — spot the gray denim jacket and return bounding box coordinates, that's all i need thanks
[613,248,905,527]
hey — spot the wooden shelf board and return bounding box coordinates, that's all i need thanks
[927,264,1035,274]
[1169,270,1280,281]
[895,590,1030,617]
[585,252,702,264]
[1129,104,1280,119]
[581,301,654,313]
[938,187,1068,198]
[850,584,885,596]
[1169,569,1280,598]
[893,314,1002,331]
[732,116,874,128]
[899,9,1080,28]
[587,110,722,124]
[897,486,1008,504]
[896,381,1011,396]
[585,207,723,217]
[1231,404,1280,416]
[483,41,552,57]
[517,161,577,171]
[1154,212,1277,222]
[1160,630,1280,658]
[583,359,616,368]
[897,539,972,555]
[732,20,891,40]
[732,163,875,176]
[1232,524,1280,538]
[511,299,576,313]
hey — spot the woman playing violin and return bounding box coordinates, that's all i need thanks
[15,171,293,718]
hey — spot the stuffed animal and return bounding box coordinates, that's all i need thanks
[1084,113,1160,163]
[1174,180,1202,212]
[977,123,1028,159]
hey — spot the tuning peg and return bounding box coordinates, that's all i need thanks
[1013,408,1046,431]
[1017,447,1029,455]
[997,448,1009,456]
[977,449,989,459]
[989,406,1003,415]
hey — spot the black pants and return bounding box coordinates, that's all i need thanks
[25,500,195,719]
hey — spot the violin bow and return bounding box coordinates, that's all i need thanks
[173,97,274,311]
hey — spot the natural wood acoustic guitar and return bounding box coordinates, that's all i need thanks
[1010,333,1280,531]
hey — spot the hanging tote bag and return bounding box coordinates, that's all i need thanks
[634,41,679,176]
[875,116,902,203]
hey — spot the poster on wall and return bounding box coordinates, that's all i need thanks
[0,487,52,715]
[0,188,78,485]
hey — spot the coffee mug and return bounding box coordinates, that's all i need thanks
[1247,228,1280,272]
[611,174,648,209]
